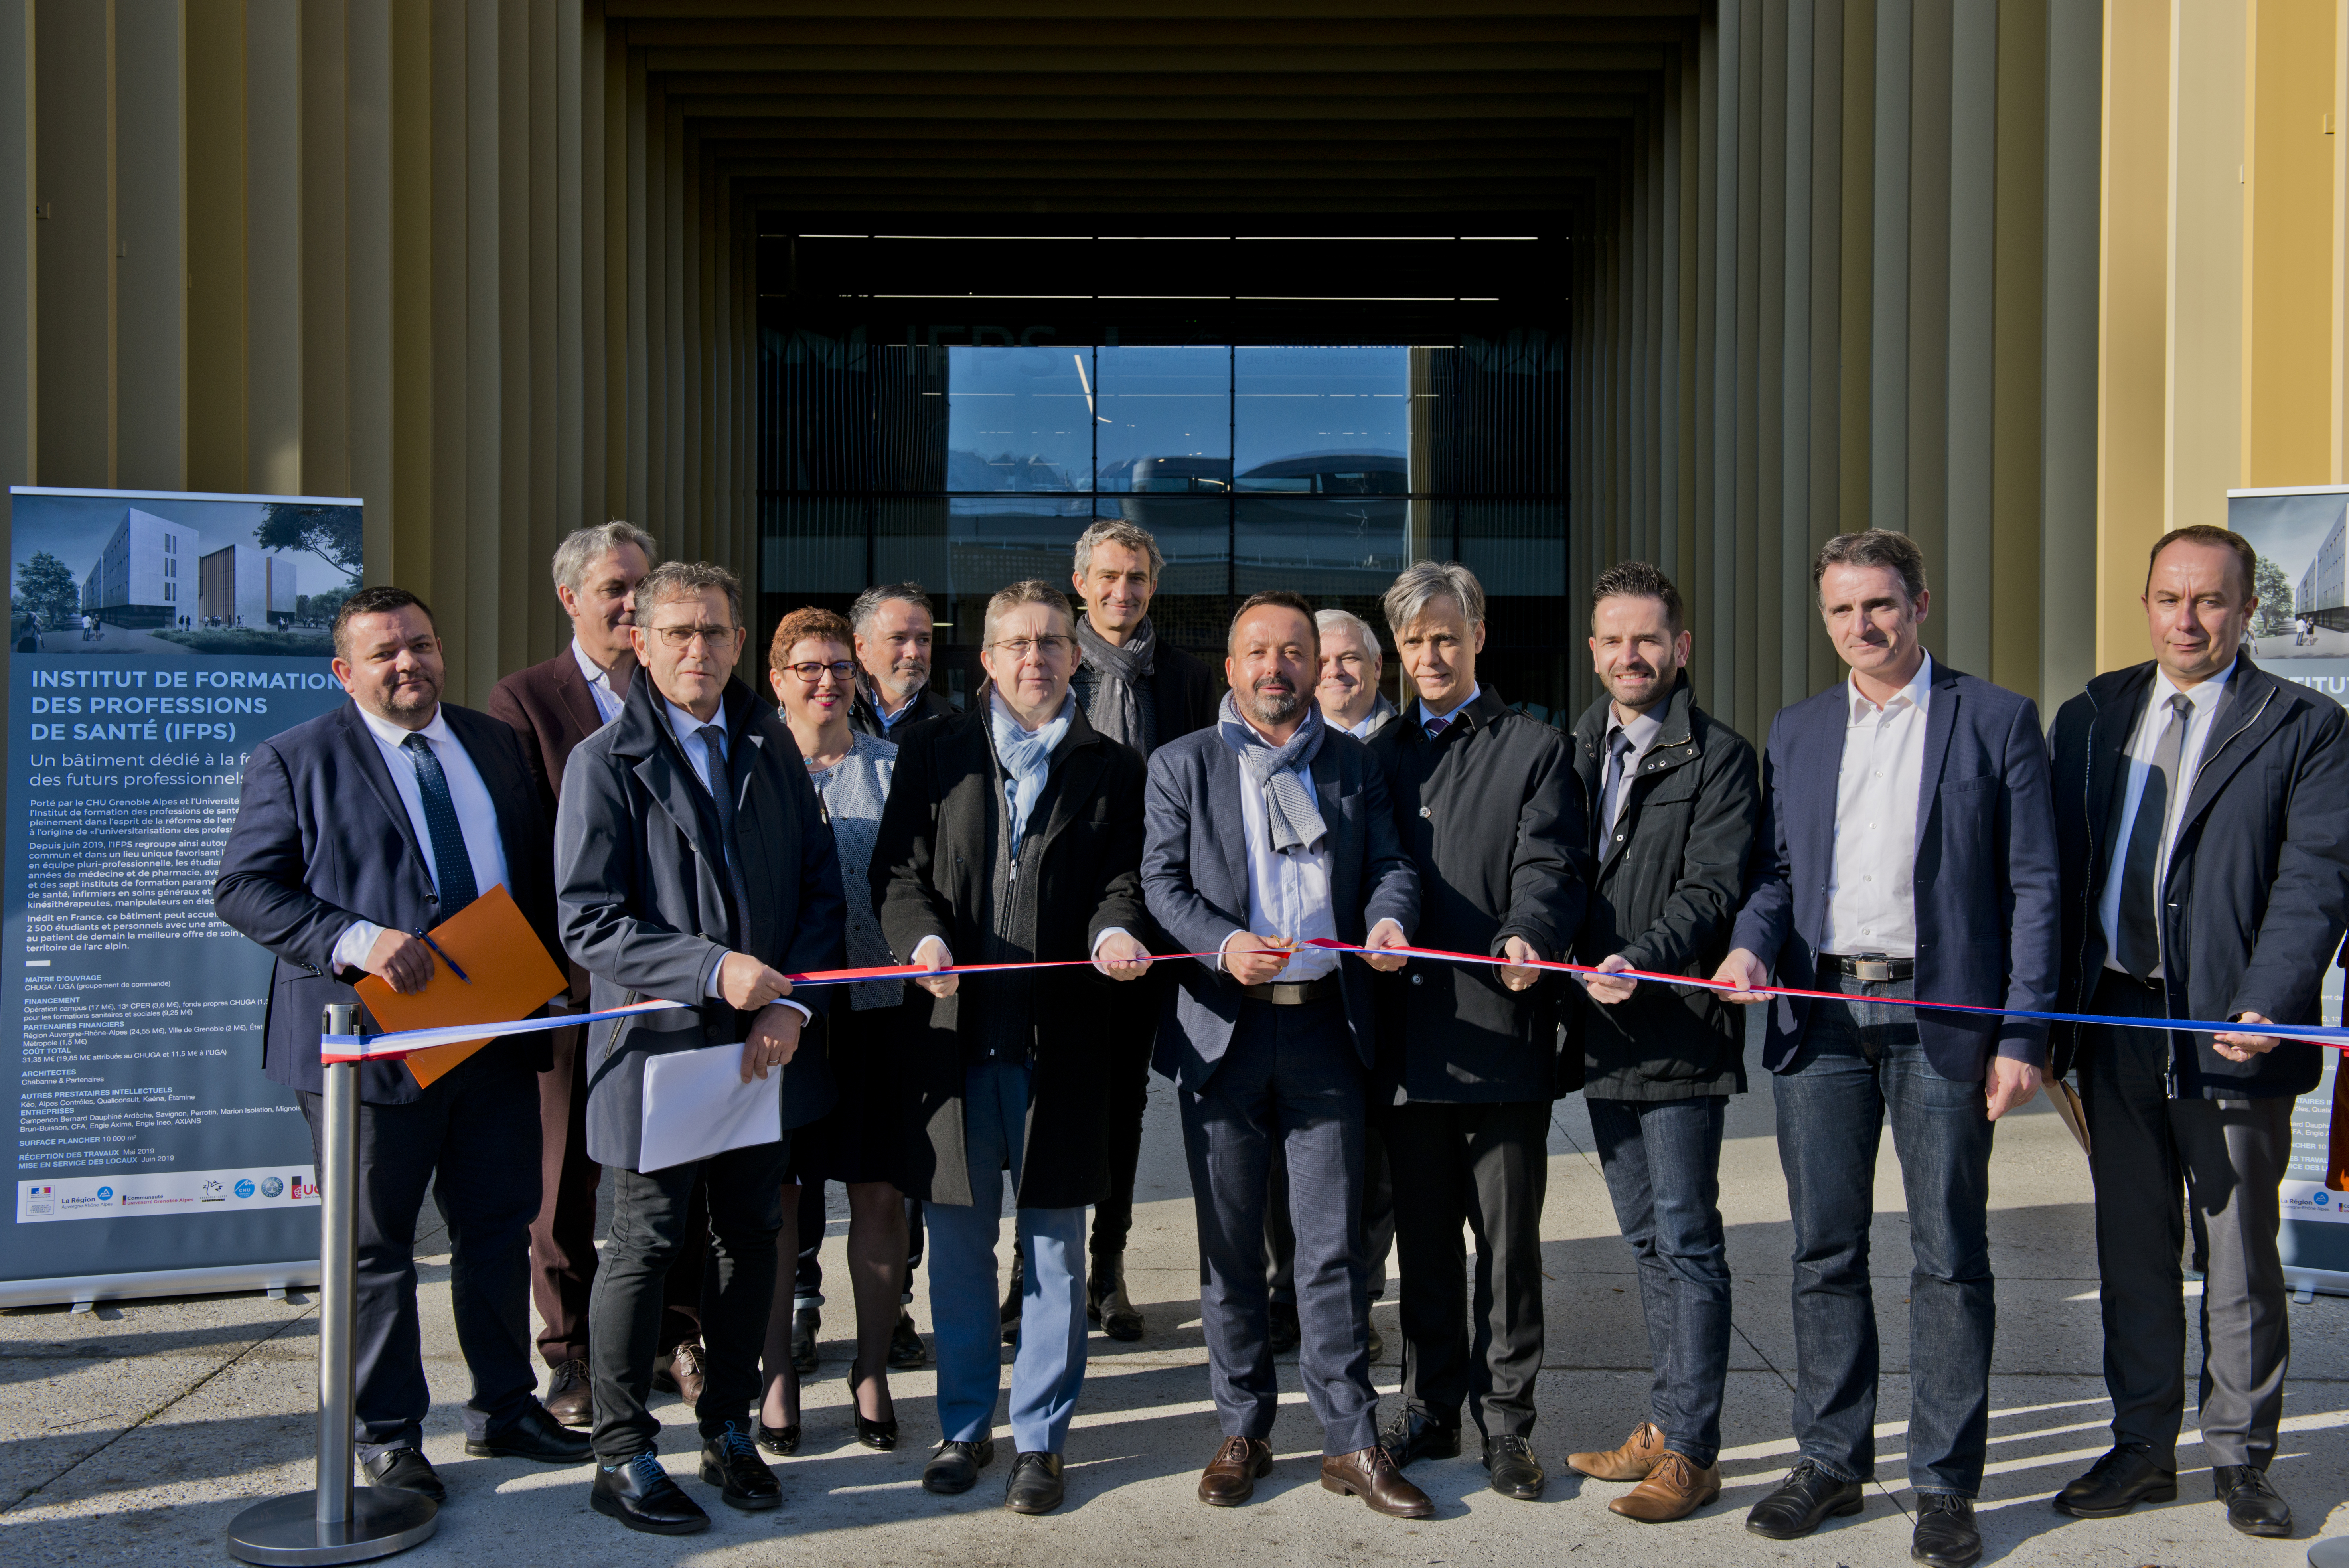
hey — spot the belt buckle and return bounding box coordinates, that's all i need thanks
[1851,957,1892,983]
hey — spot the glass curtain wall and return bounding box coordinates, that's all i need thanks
[758,332,1569,717]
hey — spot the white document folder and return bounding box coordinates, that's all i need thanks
[638,1042,781,1173]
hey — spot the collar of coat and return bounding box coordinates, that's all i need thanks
[1572,672,1703,773]
[2077,652,2296,832]
[605,667,773,767]
[1397,682,1511,746]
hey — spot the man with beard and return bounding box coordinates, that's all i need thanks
[849,583,955,737]
[1143,590,1430,1518]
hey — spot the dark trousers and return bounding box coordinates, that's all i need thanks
[1773,973,1997,1496]
[1268,1121,1394,1307]
[1091,1026,1156,1259]
[1386,1098,1551,1440]
[296,1045,541,1460]
[588,1136,790,1460]
[530,1021,706,1366]
[1587,1095,1732,1468]
[2078,970,2294,1469]
[1180,996,1378,1455]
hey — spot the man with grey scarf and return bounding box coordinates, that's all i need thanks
[1142,590,1429,1518]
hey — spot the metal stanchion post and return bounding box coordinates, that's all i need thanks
[2313,1539,2349,1567]
[227,1005,438,1565]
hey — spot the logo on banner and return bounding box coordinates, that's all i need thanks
[2319,1191,2333,1208]
[233,1179,255,1199]
[259,1176,283,1198]
[201,1180,226,1202]
[95,1186,112,1202]
[24,1185,51,1216]
[289,1176,318,1201]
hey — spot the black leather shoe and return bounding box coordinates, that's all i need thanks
[1483,1434,1546,1499]
[2051,1445,2176,1518]
[924,1438,995,1495]
[464,1400,594,1463]
[698,1423,781,1511]
[1745,1460,1865,1539]
[543,1359,592,1428]
[2213,1464,2292,1537]
[592,1451,709,1535]
[363,1448,445,1503]
[1004,1451,1065,1514]
[1267,1300,1302,1355]
[1380,1406,1462,1468]
[847,1368,898,1451]
[755,1421,800,1457]
[789,1307,819,1375]
[888,1308,929,1369]
[1911,1493,1981,1567]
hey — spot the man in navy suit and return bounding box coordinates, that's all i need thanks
[214,585,592,1505]
[1714,530,2059,1568]
[1142,590,1432,1520]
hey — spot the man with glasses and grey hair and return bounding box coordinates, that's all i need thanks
[1316,608,1397,739]
[849,582,955,737]
[490,521,674,1430]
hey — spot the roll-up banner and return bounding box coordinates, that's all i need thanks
[3,487,361,1308]
[2226,485,2349,1298]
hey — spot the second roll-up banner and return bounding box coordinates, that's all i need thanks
[2,486,362,1308]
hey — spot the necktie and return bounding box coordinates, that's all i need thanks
[697,724,754,944]
[401,733,478,916]
[1599,729,1635,843]
[2115,693,2192,980]
[1425,713,1452,741]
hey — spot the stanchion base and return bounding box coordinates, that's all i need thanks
[2310,1538,2349,1568]
[225,1487,438,1565]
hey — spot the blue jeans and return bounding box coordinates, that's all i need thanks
[924,1060,1087,1455]
[1773,974,1996,1496]
[1587,1095,1731,1469]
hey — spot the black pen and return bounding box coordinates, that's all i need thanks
[415,928,470,984]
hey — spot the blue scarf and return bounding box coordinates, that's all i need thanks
[989,689,1074,847]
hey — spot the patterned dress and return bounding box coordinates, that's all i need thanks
[799,726,908,1185]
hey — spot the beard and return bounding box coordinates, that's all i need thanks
[1242,680,1305,727]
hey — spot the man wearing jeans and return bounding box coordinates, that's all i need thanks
[1715,531,2059,1568]
[1563,561,1757,1523]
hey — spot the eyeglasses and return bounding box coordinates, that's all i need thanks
[648,624,738,650]
[784,659,859,683]
[990,634,1074,661]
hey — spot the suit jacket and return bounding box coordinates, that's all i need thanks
[2049,656,2349,1098]
[872,699,1149,1210]
[212,701,561,1105]
[1142,720,1420,1089]
[1369,686,1586,1104]
[850,684,956,740]
[489,643,618,1005]
[1728,660,2061,1082]
[555,672,847,1170]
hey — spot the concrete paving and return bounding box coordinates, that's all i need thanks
[3,1066,2345,1566]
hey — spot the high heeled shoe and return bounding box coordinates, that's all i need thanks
[755,1419,800,1457]
[847,1368,898,1451]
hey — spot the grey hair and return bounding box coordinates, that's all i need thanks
[1315,607,1382,660]
[849,581,934,636]
[981,579,1076,647]
[1073,517,1165,581]
[634,560,743,630]
[550,521,658,598]
[1381,560,1486,635]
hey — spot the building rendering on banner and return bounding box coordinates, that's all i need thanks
[196,544,297,629]
[2298,504,2347,631]
[80,508,197,628]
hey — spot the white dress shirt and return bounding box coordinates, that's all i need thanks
[572,636,624,726]
[1822,653,1933,958]
[1206,711,1346,983]
[662,695,810,1021]
[2097,660,2236,977]
[331,704,510,969]
[1599,704,1666,842]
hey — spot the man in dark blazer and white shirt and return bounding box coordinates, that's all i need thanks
[848,582,956,738]
[214,586,592,1505]
[1715,530,2059,1568]
[488,521,665,1427]
[2045,525,2349,1539]
[556,561,847,1535]
[1143,590,1432,1520]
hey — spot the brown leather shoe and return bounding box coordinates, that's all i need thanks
[543,1358,592,1428]
[1568,1420,1668,1481]
[1609,1450,1722,1522]
[655,1339,709,1406]
[1198,1436,1274,1506]
[1322,1445,1435,1519]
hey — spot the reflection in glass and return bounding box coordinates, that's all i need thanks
[1096,346,1231,493]
[1234,347,1411,494]
[1232,496,1410,601]
[946,346,1091,492]
[762,497,869,595]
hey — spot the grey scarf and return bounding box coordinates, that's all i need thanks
[1218,692,1328,853]
[1075,615,1157,754]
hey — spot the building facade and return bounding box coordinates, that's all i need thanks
[81,506,195,628]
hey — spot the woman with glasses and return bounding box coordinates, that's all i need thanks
[756,607,911,1457]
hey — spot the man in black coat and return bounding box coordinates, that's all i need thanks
[872,579,1155,1516]
[1560,562,1758,1523]
[214,585,591,1505]
[1368,562,1583,1503]
[556,561,847,1536]
[2045,525,2349,1539]
[848,581,957,737]
[1060,516,1218,1341]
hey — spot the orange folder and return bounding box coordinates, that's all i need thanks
[353,883,569,1088]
